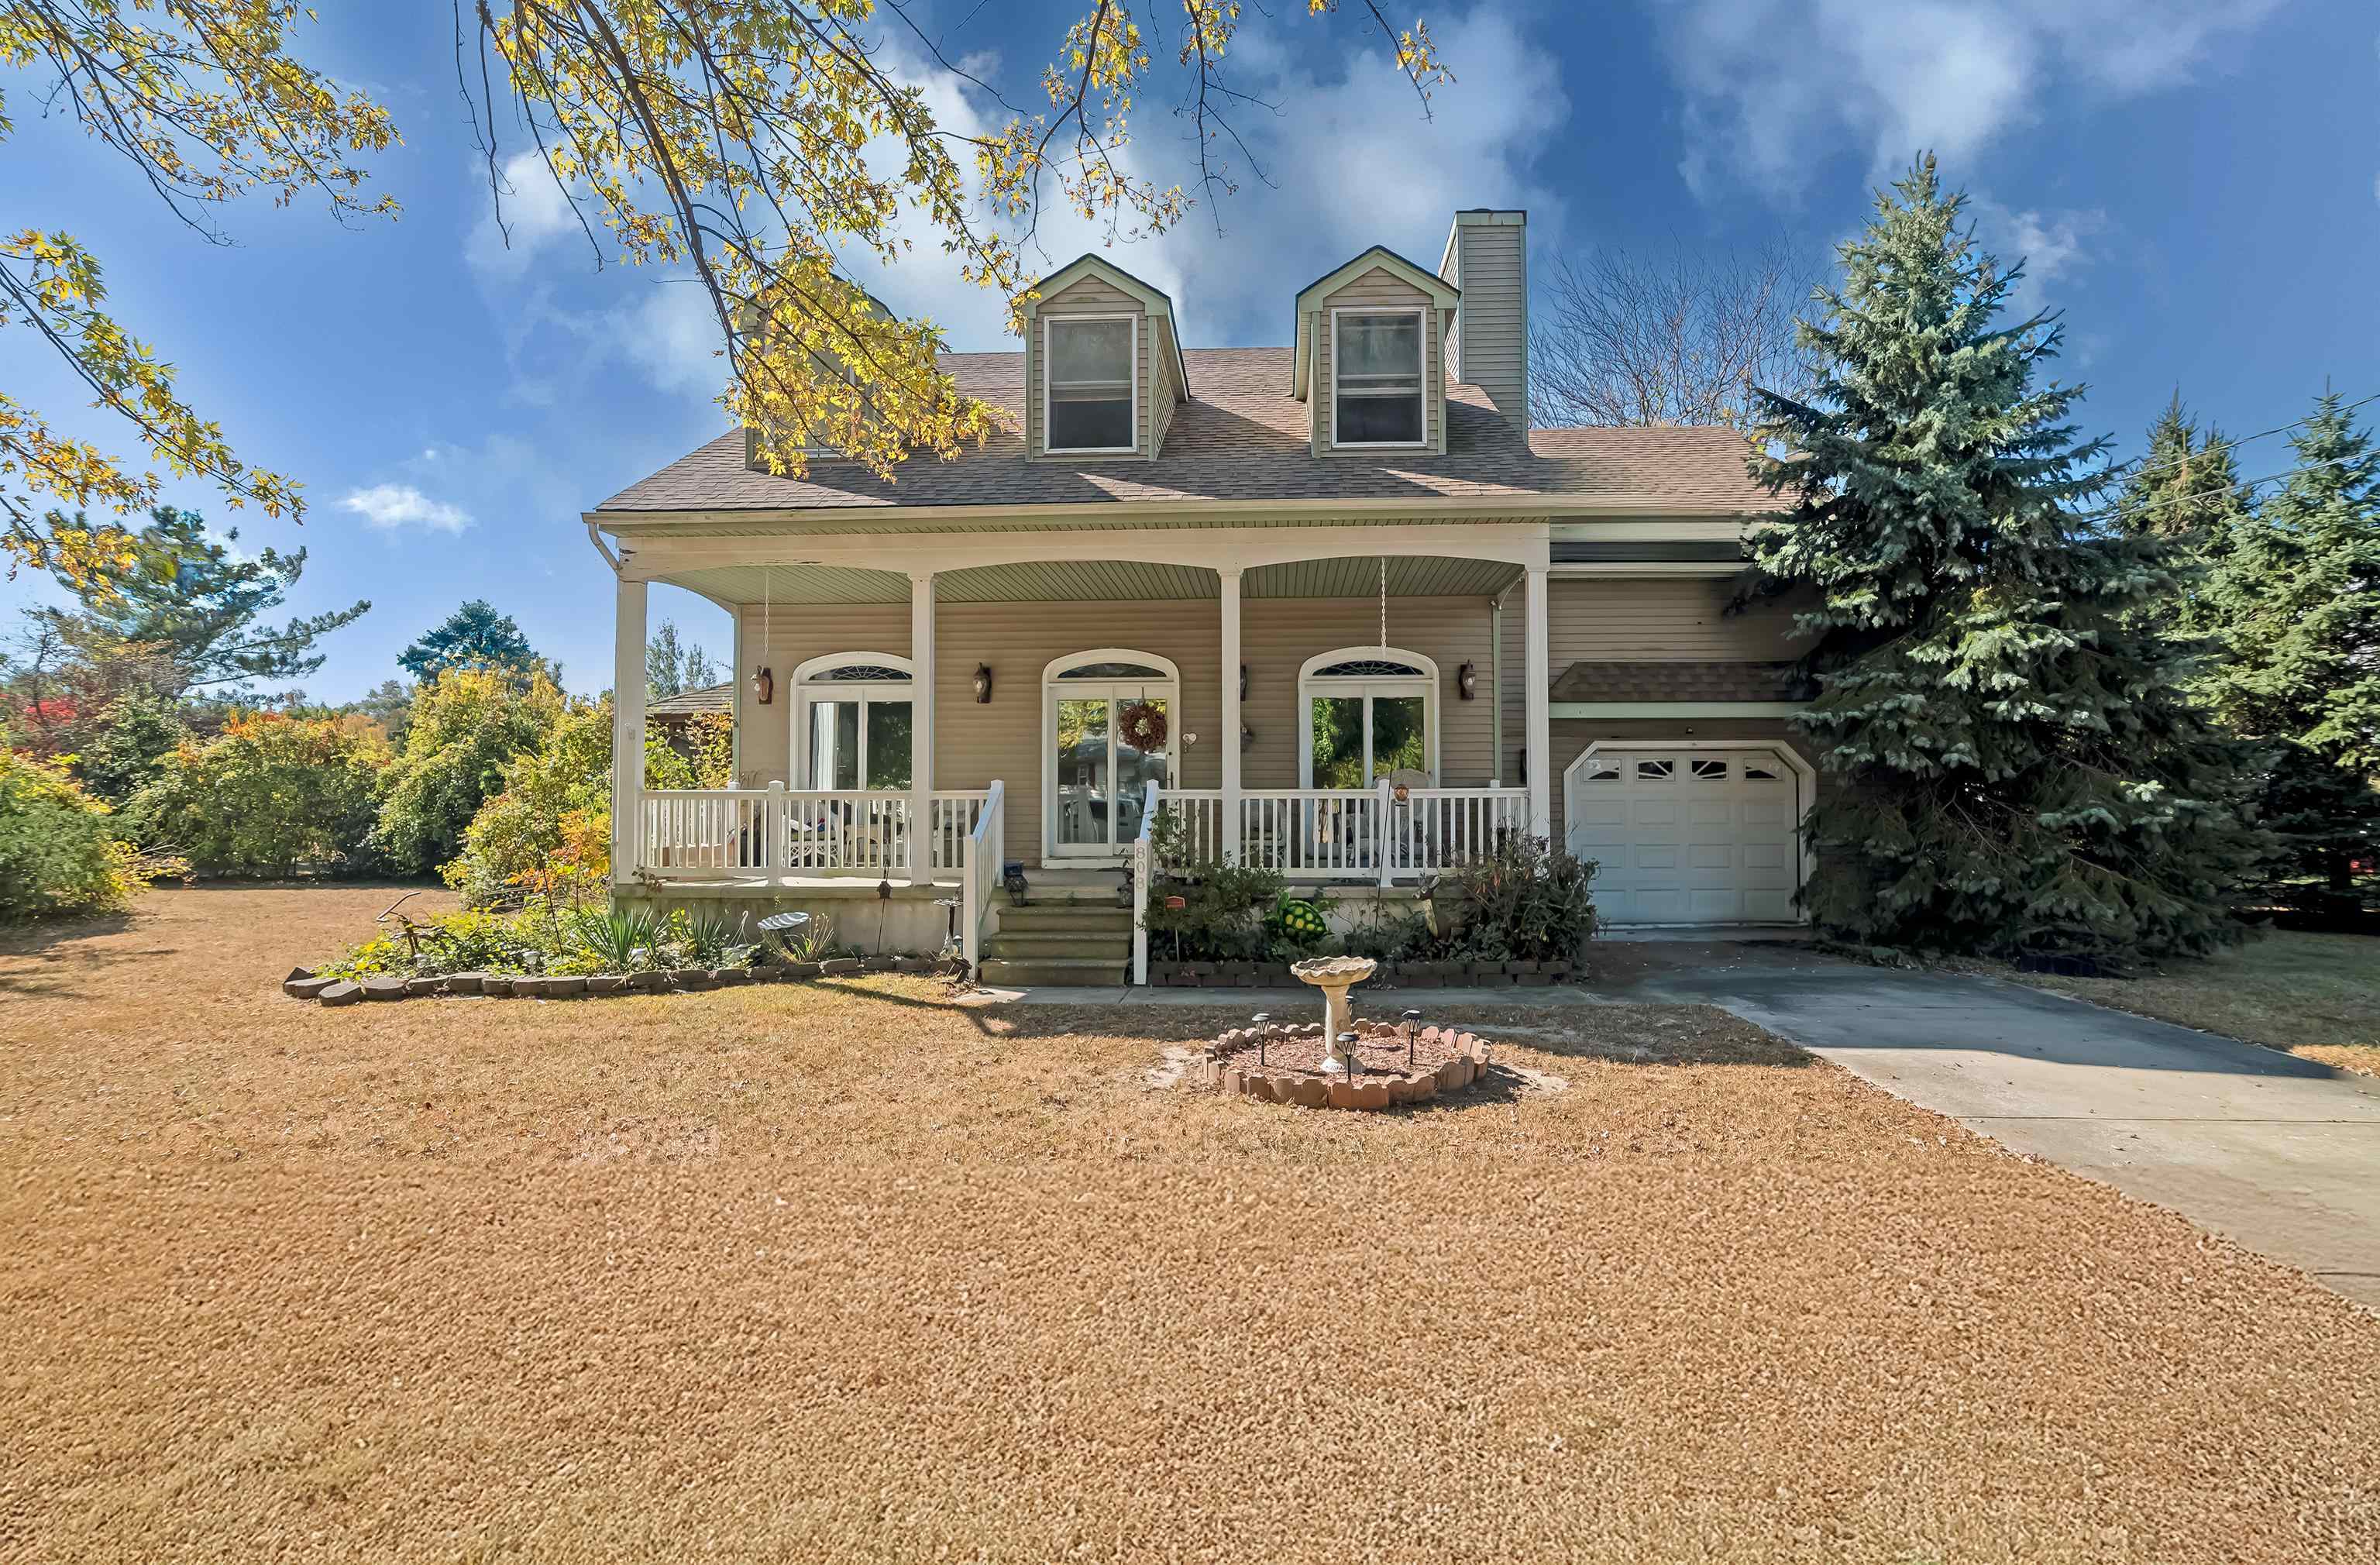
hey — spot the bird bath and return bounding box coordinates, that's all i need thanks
[1291,956,1377,1074]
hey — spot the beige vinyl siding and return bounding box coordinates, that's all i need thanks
[1311,267,1445,457]
[1028,277,1151,458]
[1494,577,1814,833]
[736,592,1501,865]
[1148,318,1179,456]
[1448,220,1527,429]
[1548,576,1807,663]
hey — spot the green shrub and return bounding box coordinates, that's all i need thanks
[1140,808,1289,961]
[126,711,390,877]
[442,694,613,906]
[374,669,562,875]
[1436,833,1600,962]
[0,749,153,920]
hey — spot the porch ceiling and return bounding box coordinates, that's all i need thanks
[662,554,1525,606]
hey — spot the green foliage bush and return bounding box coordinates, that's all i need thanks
[442,693,613,907]
[1139,808,1288,961]
[0,749,153,920]
[126,711,391,877]
[1434,833,1600,963]
[373,669,562,875]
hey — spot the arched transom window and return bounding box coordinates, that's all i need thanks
[1299,646,1438,789]
[793,653,914,792]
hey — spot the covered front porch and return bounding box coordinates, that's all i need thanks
[602,520,1559,966]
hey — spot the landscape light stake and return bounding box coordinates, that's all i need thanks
[1252,1013,1269,1067]
[1402,1010,1422,1068]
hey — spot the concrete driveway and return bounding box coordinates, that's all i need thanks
[1595,940,2380,1310]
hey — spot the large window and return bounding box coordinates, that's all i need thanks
[1300,648,1437,788]
[1044,315,1137,453]
[1332,308,1426,447]
[793,655,913,791]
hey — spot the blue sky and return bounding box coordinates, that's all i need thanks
[5,0,2375,702]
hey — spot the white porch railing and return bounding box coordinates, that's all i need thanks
[1147,782,1527,883]
[961,779,1006,975]
[639,786,990,879]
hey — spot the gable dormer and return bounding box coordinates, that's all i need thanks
[1291,246,1460,458]
[1023,256,1191,460]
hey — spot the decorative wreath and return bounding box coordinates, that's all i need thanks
[1118,700,1168,752]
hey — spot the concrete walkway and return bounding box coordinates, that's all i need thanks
[974,941,2380,1309]
[1594,941,2380,1311]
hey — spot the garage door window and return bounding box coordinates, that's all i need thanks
[1636,758,1673,781]
[1691,758,1728,780]
[1744,761,1780,780]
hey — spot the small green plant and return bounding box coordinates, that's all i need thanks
[767,911,834,963]
[572,906,664,972]
[1140,808,1291,962]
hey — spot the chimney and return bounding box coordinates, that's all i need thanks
[1438,209,1529,435]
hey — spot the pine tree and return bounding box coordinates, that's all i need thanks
[39,506,370,701]
[1746,156,2259,960]
[2115,394,2254,542]
[2194,394,2380,903]
[398,600,546,684]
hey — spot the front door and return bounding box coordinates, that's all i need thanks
[1045,655,1177,862]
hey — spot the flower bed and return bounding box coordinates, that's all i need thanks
[1193,1018,1494,1110]
[281,954,961,1006]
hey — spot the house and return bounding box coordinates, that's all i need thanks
[645,681,734,753]
[588,208,1810,982]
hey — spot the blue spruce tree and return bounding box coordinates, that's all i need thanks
[1745,156,2259,960]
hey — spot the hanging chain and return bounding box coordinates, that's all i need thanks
[1377,555,1387,646]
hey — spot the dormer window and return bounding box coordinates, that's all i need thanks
[1044,315,1137,454]
[1333,308,1426,447]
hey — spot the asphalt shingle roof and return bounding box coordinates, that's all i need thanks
[598,348,1773,515]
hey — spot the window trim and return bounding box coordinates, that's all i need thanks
[789,652,915,792]
[1328,305,1429,450]
[1298,645,1439,788]
[1040,311,1140,456]
[1040,648,1181,865]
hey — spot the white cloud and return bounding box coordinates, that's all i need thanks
[338,483,475,534]
[617,282,727,398]
[1651,0,2282,200]
[1970,198,2110,318]
[464,150,587,279]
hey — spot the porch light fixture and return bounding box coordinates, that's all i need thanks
[1457,661,1477,700]
[751,665,775,705]
[1240,662,1249,701]
[973,662,993,703]
[1240,723,1256,750]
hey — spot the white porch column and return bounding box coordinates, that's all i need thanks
[1218,566,1243,862]
[612,575,648,883]
[1523,562,1553,843]
[908,569,937,886]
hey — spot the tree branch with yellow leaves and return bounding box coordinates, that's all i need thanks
[0,0,400,586]
[461,0,1446,482]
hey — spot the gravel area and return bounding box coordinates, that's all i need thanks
[2,886,2376,1563]
[1216,1023,1466,1077]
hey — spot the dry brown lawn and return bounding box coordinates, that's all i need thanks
[2003,928,2380,1076]
[2,886,2377,1563]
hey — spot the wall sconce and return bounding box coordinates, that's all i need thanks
[1457,661,1477,700]
[751,665,775,705]
[1240,723,1256,750]
[1239,662,1249,702]
[972,662,993,703]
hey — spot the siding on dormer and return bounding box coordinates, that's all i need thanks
[1027,275,1152,459]
[1308,265,1446,457]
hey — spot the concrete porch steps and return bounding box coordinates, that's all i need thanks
[978,897,1134,986]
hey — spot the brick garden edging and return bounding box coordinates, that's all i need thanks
[1147,958,1574,989]
[282,957,963,1006]
[1195,1019,1494,1110]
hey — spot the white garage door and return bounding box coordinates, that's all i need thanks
[1565,749,1801,924]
